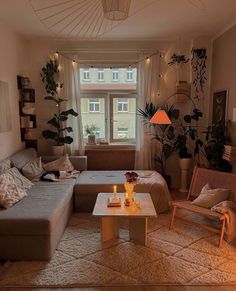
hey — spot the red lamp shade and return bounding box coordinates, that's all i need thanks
[150,110,171,125]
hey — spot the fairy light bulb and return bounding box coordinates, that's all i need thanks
[146,57,150,64]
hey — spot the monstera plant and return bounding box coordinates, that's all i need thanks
[41,59,78,155]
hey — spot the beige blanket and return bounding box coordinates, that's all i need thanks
[211,200,236,242]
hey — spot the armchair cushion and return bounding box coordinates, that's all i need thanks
[191,184,230,209]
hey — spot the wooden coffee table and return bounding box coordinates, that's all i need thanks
[92,193,157,246]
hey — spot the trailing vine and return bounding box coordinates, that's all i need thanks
[191,48,207,100]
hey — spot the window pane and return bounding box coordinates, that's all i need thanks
[112,97,136,140]
[81,97,105,140]
[80,67,137,90]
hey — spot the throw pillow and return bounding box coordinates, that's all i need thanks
[0,159,11,175]
[6,167,33,190]
[0,173,27,208]
[191,184,230,208]
[22,157,45,181]
[43,154,74,172]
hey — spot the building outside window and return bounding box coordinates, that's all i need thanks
[126,69,133,81]
[80,67,137,144]
[117,98,128,112]
[117,128,128,138]
[83,69,90,81]
[112,69,119,81]
[88,98,100,112]
[97,69,104,81]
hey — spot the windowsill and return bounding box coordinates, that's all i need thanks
[85,143,136,150]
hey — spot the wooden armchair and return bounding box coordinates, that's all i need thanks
[169,167,236,247]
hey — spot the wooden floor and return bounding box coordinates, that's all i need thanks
[1,286,236,290]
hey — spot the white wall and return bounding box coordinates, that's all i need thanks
[27,38,193,157]
[0,21,28,160]
[211,24,236,121]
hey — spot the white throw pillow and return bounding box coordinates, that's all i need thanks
[0,173,27,208]
[43,154,74,172]
[6,167,33,190]
[0,159,11,174]
[22,157,45,181]
[191,184,229,209]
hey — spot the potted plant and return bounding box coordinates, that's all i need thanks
[203,122,232,172]
[174,108,203,191]
[85,124,96,145]
[40,59,78,155]
[137,102,179,186]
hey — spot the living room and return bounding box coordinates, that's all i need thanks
[0,0,236,290]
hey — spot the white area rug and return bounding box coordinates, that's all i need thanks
[0,212,236,287]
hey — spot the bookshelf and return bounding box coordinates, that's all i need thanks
[17,76,38,150]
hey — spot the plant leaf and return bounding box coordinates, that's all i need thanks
[61,109,78,117]
[47,117,60,128]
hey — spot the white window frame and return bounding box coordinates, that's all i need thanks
[110,94,136,143]
[112,69,119,81]
[126,69,133,81]
[97,69,104,81]
[83,69,90,81]
[117,98,128,112]
[88,98,100,112]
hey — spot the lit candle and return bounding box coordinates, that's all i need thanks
[125,192,128,199]
[113,185,117,195]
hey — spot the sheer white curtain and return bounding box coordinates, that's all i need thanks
[135,53,159,170]
[59,55,84,155]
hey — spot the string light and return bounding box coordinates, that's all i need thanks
[54,50,159,70]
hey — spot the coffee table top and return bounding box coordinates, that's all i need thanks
[93,193,157,218]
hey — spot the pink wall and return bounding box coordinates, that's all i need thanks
[0,21,28,160]
[211,24,236,120]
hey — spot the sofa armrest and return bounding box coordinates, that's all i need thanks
[42,156,87,171]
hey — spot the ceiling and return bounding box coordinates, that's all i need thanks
[0,0,235,41]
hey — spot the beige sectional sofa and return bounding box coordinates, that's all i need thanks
[0,148,87,260]
[0,148,170,261]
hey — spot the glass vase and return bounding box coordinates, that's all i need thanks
[124,182,135,202]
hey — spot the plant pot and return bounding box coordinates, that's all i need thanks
[179,158,192,192]
[87,134,96,145]
[52,145,64,156]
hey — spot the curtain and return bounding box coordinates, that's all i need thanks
[135,53,159,170]
[59,55,85,155]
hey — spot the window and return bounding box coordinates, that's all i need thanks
[112,69,119,81]
[97,69,104,81]
[117,128,128,138]
[126,69,133,81]
[88,98,100,112]
[117,98,128,112]
[83,69,90,81]
[79,67,137,144]
[111,96,136,142]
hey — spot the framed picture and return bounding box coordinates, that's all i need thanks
[212,89,228,127]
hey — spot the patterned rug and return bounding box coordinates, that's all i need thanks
[0,211,236,287]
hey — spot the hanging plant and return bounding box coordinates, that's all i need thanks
[191,48,207,100]
[168,53,189,66]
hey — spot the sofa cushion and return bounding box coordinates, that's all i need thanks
[43,154,74,172]
[22,157,45,181]
[10,148,37,169]
[0,178,76,236]
[0,159,11,174]
[0,173,27,208]
[7,167,33,190]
